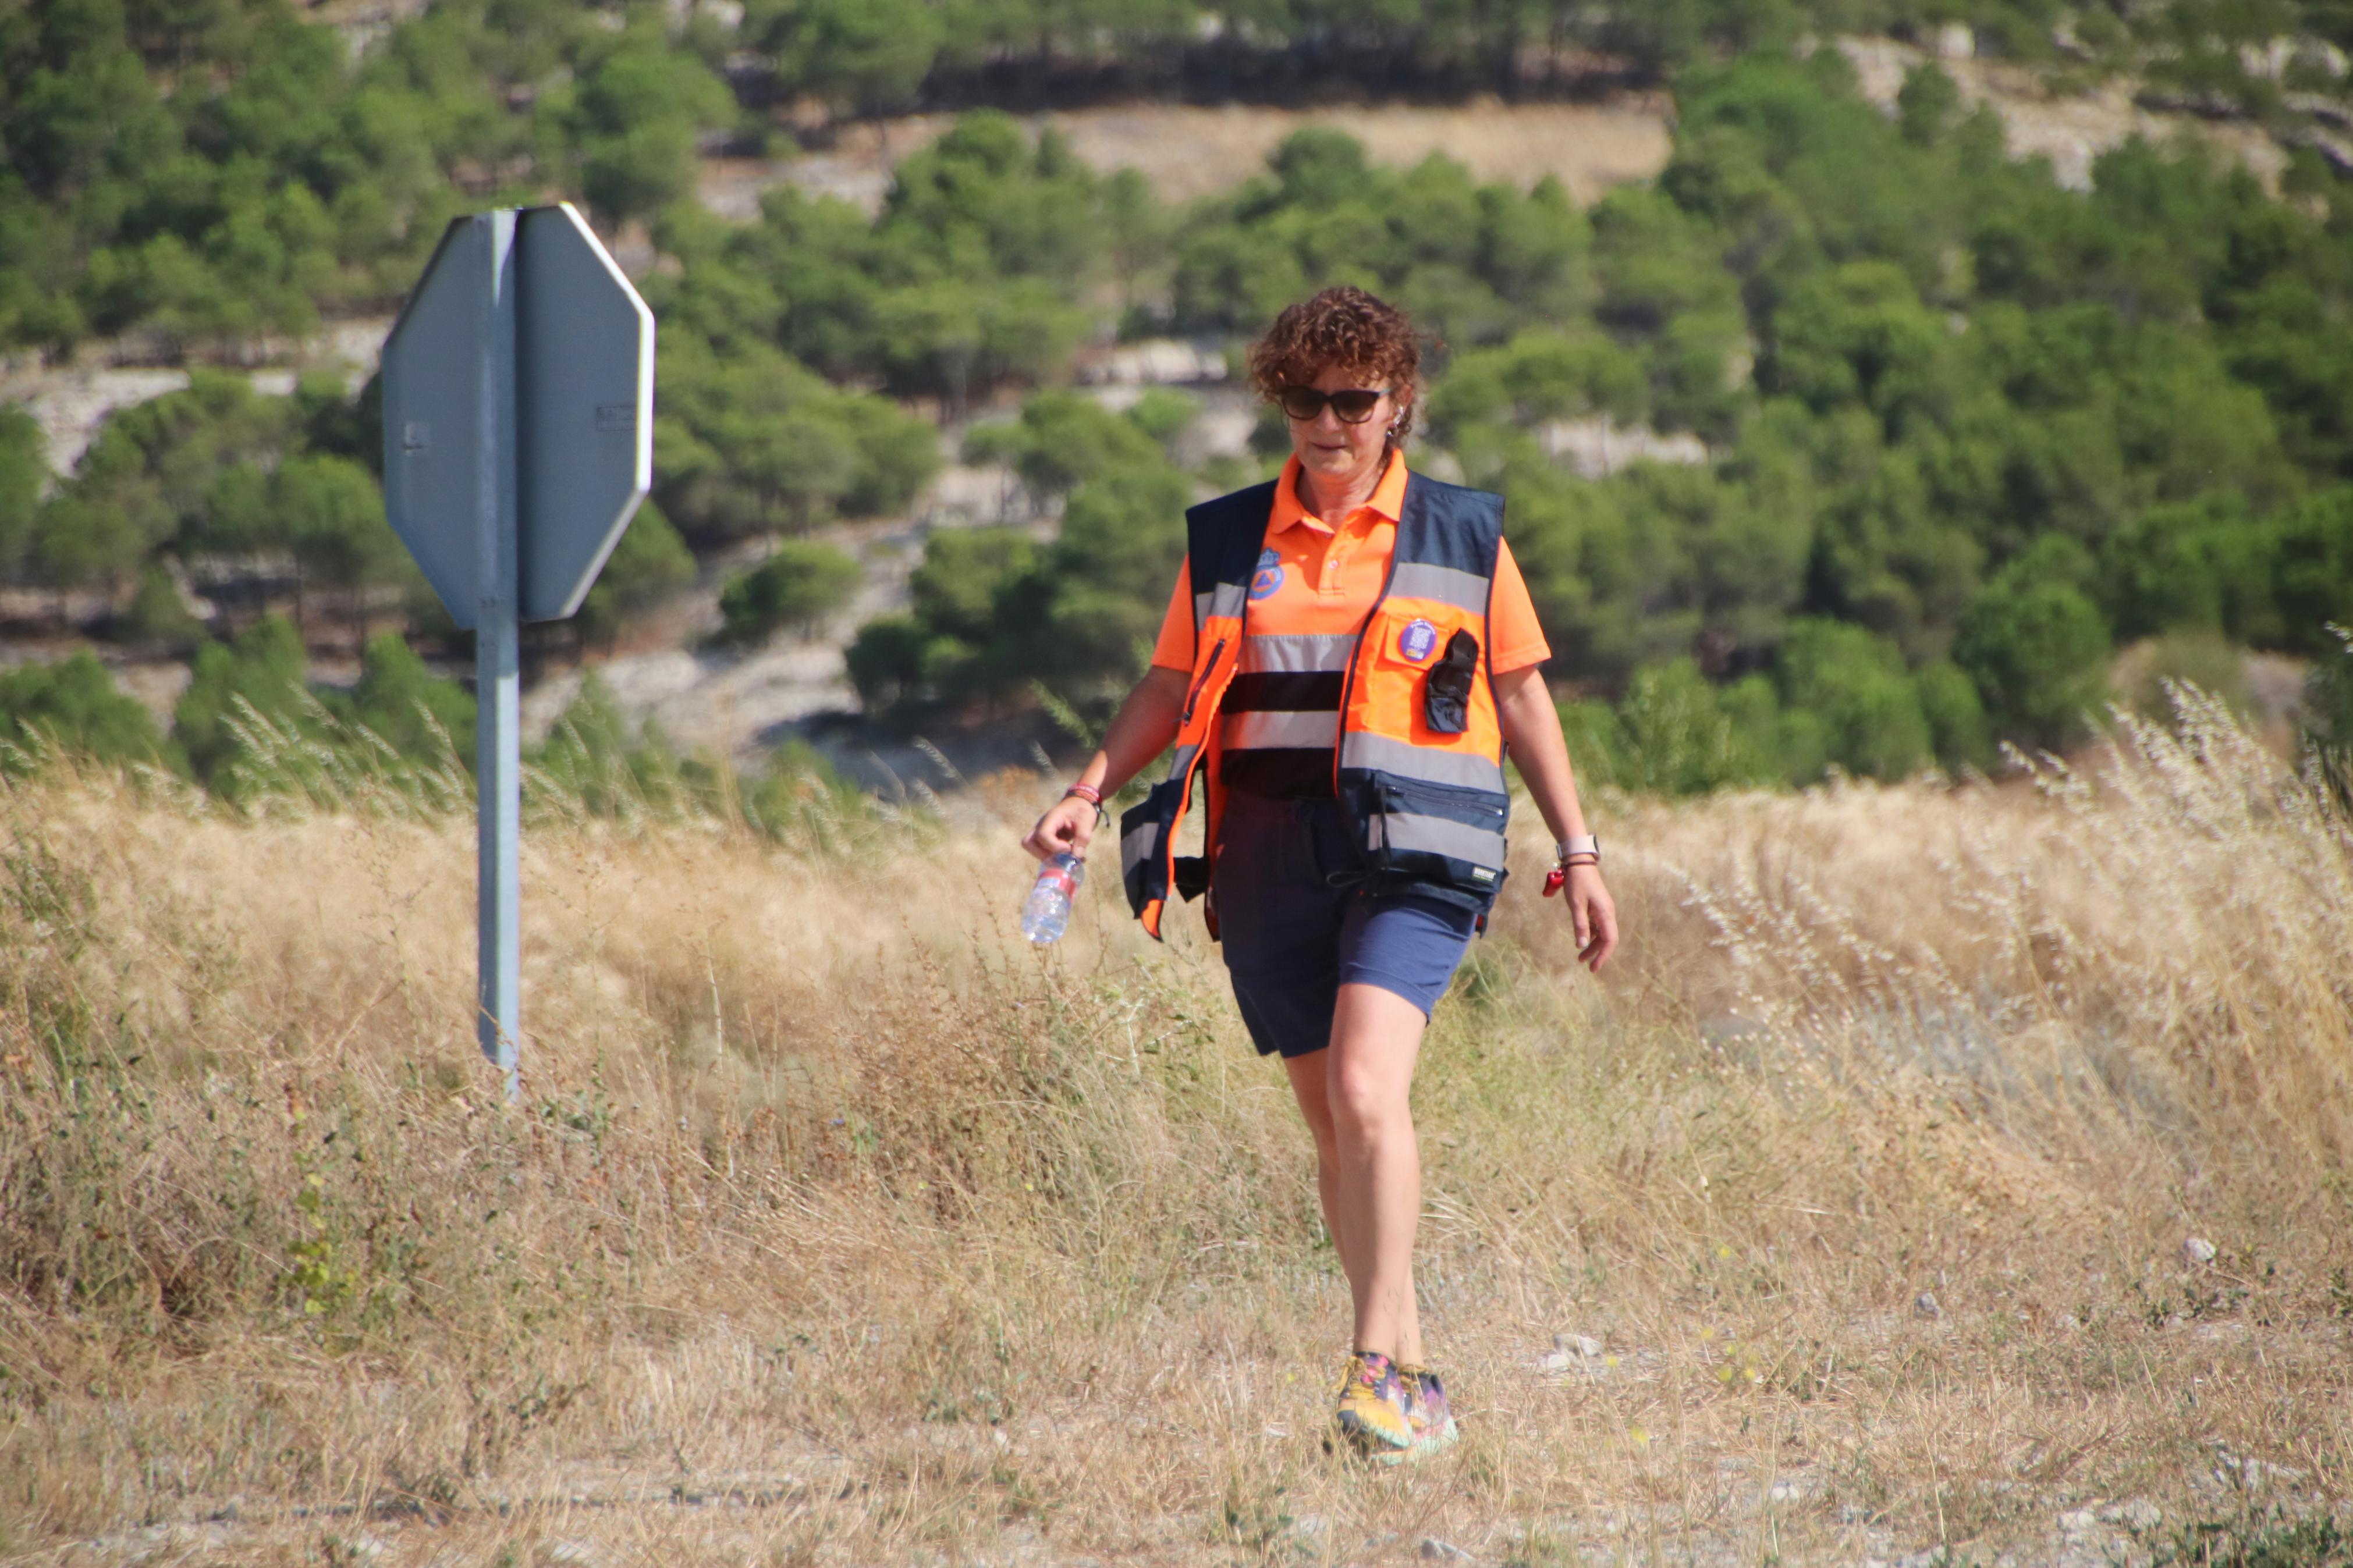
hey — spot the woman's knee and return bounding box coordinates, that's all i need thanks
[1325,985,1425,1141]
[1326,1057,1410,1142]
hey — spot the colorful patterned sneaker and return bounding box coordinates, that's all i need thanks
[1332,1350,1412,1457]
[1393,1364,1460,1463]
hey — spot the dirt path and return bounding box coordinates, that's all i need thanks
[699,96,1676,218]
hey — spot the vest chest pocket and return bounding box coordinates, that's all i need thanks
[1423,629,1479,735]
[1369,606,1479,741]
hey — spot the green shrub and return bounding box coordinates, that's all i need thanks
[108,563,203,652]
[566,18,733,226]
[1555,698,1628,793]
[843,614,936,719]
[748,0,941,118]
[1125,389,1200,447]
[718,541,863,645]
[845,448,1194,724]
[962,390,1163,500]
[576,502,696,645]
[172,614,315,790]
[0,652,168,771]
[1913,659,1994,772]
[2270,487,2353,657]
[1775,619,1932,783]
[648,334,941,541]
[2100,495,2281,645]
[334,634,476,767]
[1609,658,1774,796]
[1024,462,1194,696]
[1954,542,2114,751]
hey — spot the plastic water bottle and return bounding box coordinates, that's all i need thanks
[1021,852,1085,944]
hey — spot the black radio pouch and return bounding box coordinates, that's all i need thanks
[1423,630,1479,734]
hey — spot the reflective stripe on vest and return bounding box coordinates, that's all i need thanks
[1218,630,1352,796]
[1119,472,1510,941]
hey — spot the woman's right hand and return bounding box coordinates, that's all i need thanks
[1022,793,1100,862]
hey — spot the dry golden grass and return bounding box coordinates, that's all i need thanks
[3,696,2351,1566]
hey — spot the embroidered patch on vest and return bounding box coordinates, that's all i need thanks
[1248,547,1284,600]
[1397,617,1439,663]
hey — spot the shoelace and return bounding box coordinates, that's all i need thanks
[1343,1353,1394,1402]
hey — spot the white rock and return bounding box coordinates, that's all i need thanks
[1767,1478,1812,1503]
[1539,415,1709,479]
[1419,1539,1473,1562]
[2059,1508,2100,1534]
[1078,338,1228,386]
[2214,1449,2309,1488]
[1914,1290,1943,1320]
[2100,1500,2162,1531]
[1554,1332,1606,1359]
[2183,1236,2218,1267]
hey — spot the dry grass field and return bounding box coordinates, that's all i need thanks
[3,696,2351,1566]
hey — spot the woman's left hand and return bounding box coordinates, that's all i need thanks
[1557,863,1617,972]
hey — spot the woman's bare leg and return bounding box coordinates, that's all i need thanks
[1282,982,1428,1366]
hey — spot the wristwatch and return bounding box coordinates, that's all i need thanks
[1555,835,1599,863]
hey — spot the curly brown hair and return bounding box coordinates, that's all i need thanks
[1246,285,1423,442]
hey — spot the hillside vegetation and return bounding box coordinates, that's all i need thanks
[6,1,2353,798]
[2,702,2350,1560]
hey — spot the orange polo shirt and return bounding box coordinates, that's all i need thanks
[1148,451,1552,673]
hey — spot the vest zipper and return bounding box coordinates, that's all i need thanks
[1330,549,1400,794]
[1183,636,1229,726]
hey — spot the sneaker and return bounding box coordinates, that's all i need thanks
[1332,1349,1412,1456]
[1393,1364,1459,1463]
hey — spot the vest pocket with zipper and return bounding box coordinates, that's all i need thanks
[1349,771,1509,897]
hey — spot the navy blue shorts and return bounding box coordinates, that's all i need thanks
[1211,788,1480,1059]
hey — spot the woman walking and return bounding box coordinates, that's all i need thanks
[1021,286,1617,1463]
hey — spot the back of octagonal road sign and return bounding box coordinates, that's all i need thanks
[381,214,504,628]
[516,202,654,622]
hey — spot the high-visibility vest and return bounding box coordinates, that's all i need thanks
[1119,469,1511,942]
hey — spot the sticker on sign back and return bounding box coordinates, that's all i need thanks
[1397,617,1439,662]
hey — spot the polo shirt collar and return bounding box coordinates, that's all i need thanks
[1271,448,1408,536]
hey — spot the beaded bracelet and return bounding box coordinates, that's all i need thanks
[1063,781,1108,826]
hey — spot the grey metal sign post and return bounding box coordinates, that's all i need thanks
[381,202,654,1100]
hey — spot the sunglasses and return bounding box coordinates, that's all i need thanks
[1277,386,1390,424]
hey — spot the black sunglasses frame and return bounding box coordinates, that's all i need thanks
[1277,386,1391,424]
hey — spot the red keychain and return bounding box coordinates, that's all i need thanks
[1542,866,1566,897]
